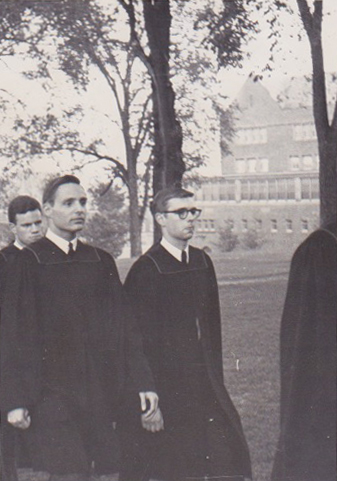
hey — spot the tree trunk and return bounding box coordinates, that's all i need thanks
[128,168,142,257]
[143,0,185,242]
[143,0,185,196]
[123,101,142,256]
[318,133,337,226]
[297,0,337,225]
[310,37,337,225]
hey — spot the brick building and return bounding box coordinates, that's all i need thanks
[192,77,320,252]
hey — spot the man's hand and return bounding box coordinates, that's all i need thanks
[141,406,164,433]
[7,408,31,430]
[139,391,158,419]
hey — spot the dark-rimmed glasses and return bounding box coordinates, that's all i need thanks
[161,208,202,220]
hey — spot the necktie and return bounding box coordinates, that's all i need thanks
[68,242,75,257]
[181,250,187,265]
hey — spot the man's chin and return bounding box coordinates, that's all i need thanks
[72,224,85,233]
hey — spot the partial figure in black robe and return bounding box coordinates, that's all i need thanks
[0,177,156,480]
[0,195,44,481]
[0,245,20,481]
[119,186,251,481]
[272,222,337,481]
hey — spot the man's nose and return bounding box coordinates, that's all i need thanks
[31,223,40,232]
[75,202,86,212]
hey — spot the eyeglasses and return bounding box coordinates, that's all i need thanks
[161,208,202,220]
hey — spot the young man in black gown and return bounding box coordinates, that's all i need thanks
[0,176,158,481]
[119,186,251,481]
[0,195,43,481]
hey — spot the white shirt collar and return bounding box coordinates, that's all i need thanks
[161,237,189,263]
[14,240,25,250]
[46,229,78,254]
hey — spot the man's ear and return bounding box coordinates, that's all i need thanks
[9,222,17,237]
[155,212,165,227]
[43,202,52,219]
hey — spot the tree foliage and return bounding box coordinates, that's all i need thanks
[83,184,129,258]
[218,225,239,252]
[1,0,261,251]
[0,0,155,256]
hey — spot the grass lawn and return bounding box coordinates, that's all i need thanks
[220,279,287,481]
[213,251,290,481]
[18,249,291,481]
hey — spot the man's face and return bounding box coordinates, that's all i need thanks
[44,183,87,240]
[11,209,43,247]
[156,196,197,245]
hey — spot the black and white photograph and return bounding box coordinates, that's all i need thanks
[0,1,336,481]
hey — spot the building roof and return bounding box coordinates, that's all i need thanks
[232,76,315,128]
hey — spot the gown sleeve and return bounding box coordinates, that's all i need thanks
[203,253,224,377]
[104,252,156,394]
[123,256,160,377]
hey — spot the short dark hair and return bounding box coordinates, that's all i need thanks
[150,186,194,216]
[43,175,80,205]
[8,195,42,224]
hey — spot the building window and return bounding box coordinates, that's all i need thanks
[301,178,311,199]
[204,220,211,232]
[258,158,269,172]
[235,128,267,145]
[197,219,216,233]
[302,155,313,170]
[311,177,319,198]
[286,219,293,233]
[259,180,267,200]
[293,123,316,141]
[247,158,257,173]
[287,178,296,199]
[301,219,309,233]
[268,180,278,200]
[227,181,235,201]
[271,219,278,233]
[241,181,249,201]
[235,159,246,174]
[250,181,259,200]
[203,185,213,201]
[255,219,262,230]
[278,179,287,200]
[289,154,317,171]
[234,157,268,174]
[242,219,248,232]
[289,156,300,171]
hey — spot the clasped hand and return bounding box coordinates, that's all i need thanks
[139,391,164,433]
[7,408,31,429]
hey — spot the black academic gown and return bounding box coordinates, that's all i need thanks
[0,244,20,306]
[271,224,337,481]
[0,244,20,481]
[0,238,155,475]
[119,243,252,481]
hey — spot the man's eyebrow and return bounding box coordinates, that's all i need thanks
[61,195,87,203]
